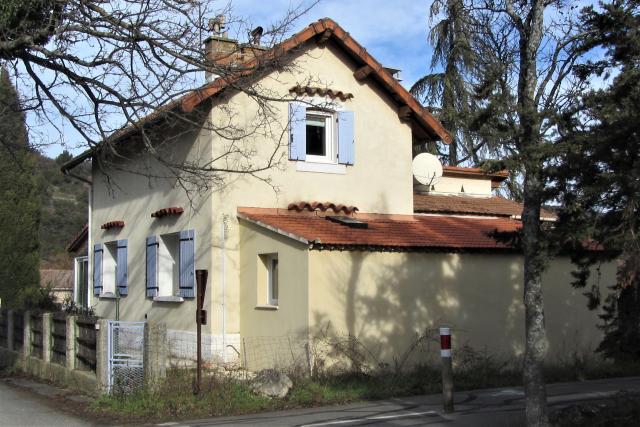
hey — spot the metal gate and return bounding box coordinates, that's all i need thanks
[107,320,145,394]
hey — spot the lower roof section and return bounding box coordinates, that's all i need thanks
[238,207,522,252]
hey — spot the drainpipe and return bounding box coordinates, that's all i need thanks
[221,215,228,362]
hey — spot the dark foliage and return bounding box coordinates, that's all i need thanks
[552,0,640,361]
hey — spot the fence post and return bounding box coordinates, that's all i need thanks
[65,315,76,370]
[144,321,167,390]
[23,311,31,359]
[6,310,14,351]
[440,327,454,413]
[42,313,52,363]
[95,319,109,394]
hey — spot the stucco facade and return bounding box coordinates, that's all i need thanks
[238,221,616,362]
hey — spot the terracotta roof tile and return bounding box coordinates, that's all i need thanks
[413,194,556,220]
[288,201,359,214]
[238,207,521,251]
[289,85,354,101]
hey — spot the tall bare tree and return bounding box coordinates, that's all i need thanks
[1,0,317,191]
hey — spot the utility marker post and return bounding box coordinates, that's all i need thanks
[194,269,208,396]
[440,326,454,413]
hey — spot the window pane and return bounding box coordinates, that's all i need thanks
[306,115,326,156]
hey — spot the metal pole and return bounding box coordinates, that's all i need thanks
[195,269,208,396]
[440,326,454,413]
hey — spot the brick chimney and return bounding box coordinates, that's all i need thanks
[204,16,267,82]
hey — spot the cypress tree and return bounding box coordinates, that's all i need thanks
[0,67,41,308]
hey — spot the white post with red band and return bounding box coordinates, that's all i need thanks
[440,326,454,413]
[440,327,452,358]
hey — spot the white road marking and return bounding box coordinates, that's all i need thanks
[301,410,439,426]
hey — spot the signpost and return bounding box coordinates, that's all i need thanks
[194,269,208,395]
[440,326,454,413]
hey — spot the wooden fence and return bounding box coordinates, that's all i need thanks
[51,312,67,366]
[30,312,43,359]
[13,312,23,351]
[0,310,7,348]
[76,316,97,372]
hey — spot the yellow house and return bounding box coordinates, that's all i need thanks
[62,18,612,367]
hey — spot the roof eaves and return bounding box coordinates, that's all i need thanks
[237,213,312,246]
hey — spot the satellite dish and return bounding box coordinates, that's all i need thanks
[412,153,443,186]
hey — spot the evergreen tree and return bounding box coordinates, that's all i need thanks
[553,0,640,361]
[0,68,41,308]
[411,0,477,165]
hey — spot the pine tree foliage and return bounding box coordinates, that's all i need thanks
[553,0,640,361]
[0,68,41,308]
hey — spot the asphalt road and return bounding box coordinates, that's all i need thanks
[0,380,92,427]
[160,376,640,427]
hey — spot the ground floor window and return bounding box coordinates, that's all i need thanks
[74,256,88,307]
[258,253,279,306]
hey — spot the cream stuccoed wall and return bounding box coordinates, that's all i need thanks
[206,42,415,340]
[238,220,309,340]
[307,250,616,362]
[90,126,214,334]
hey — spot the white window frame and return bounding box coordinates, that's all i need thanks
[267,256,279,306]
[305,110,337,164]
[74,256,89,307]
[157,232,180,298]
[101,241,118,296]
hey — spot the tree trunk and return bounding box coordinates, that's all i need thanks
[522,166,549,426]
[516,1,549,425]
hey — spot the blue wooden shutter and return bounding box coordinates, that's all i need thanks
[338,110,355,165]
[179,230,195,298]
[289,102,306,161]
[93,244,103,296]
[116,239,128,296]
[146,236,158,298]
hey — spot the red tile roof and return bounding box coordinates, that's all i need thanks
[151,206,185,218]
[413,194,557,220]
[238,207,521,251]
[61,18,450,174]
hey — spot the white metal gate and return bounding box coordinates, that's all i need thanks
[107,320,145,394]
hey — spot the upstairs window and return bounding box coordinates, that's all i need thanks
[289,102,354,166]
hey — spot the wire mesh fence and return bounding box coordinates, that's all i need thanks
[167,330,241,367]
[108,321,145,394]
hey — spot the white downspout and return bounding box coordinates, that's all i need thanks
[87,183,93,307]
[221,215,227,362]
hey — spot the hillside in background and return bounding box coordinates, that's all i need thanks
[38,151,89,269]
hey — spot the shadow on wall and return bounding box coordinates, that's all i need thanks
[310,250,608,366]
